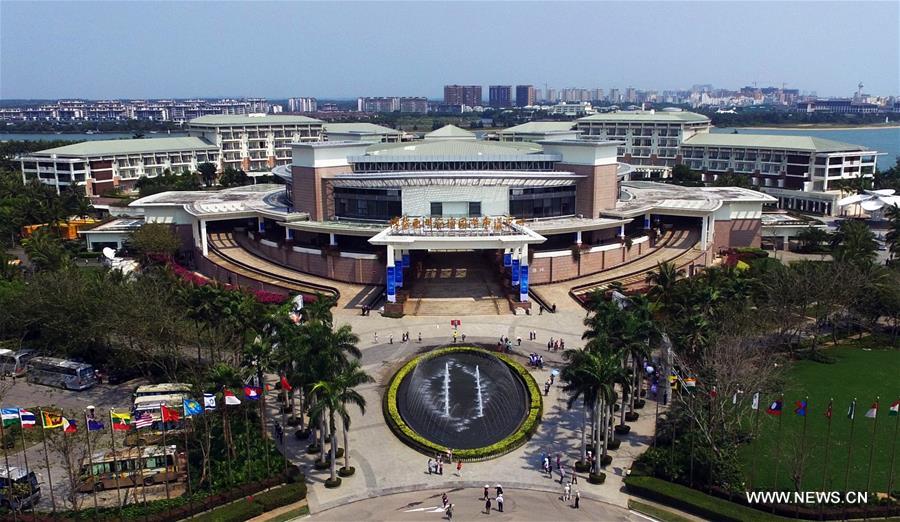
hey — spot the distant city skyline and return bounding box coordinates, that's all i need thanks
[2,1,898,100]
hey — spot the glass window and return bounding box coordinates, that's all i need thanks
[430,202,442,216]
[468,202,481,217]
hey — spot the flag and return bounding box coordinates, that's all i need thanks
[794,400,807,417]
[280,375,292,392]
[161,405,180,422]
[751,392,760,411]
[87,418,104,431]
[890,401,899,416]
[683,377,697,388]
[766,400,783,416]
[62,417,77,433]
[18,409,35,428]
[133,411,153,429]
[224,389,241,406]
[865,402,878,419]
[825,401,833,419]
[41,411,62,429]
[1,408,19,427]
[709,386,718,399]
[847,400,856,420]
[732,390,742,405]
[184,399,203,417]
[243,386,261,401]
[111,411,132,431]
[203,393,217,411]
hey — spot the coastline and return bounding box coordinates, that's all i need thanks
[729,124,900,131]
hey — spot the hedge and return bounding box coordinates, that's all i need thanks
[191,482,308,522]
[624,476,791,522]
[384,346,542,461]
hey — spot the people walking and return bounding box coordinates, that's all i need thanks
[571,471,578,485]
[560,464,566,484]
[574,490,580,509]
[496,493,504,513]
[495,484,503,496]
[442,492,449,508]
[428,458,433,474]
[438,460,443,475]
[483,484,490,500]
[564,483,571,502]
[544,379,551,396]
[484,496,492,514]
[374,332,378,343]
[456,460,462,477]
[418,332,422,342]
[446,503,453,520]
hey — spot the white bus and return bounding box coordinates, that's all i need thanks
[77,445,186,492]
[126,393,189,446]
[0,467,41,510]
[133,383,192,399]
[0,349,35,378]
[25,356,97,390]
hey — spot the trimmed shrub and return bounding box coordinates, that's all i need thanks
[614,424,631,435]
[384,346,542,461]
[306,444,321,454]
[338,466,355,477]
[634,399,646,409]
[625,412,640,422]
[607,438,621,450]
[588,472,606,484]
[324,477,342,489]
[574,460,591,472]
[313,460,329,470]
[600,454,613,467]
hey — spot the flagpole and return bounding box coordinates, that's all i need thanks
[772,393,785,496]
[864,397,879,495]
[161,408,171,502]
[83,409,100,516]
[797,396,809,490]
[844,398,857,495]
[243,402,252,481]
[38,409,56,514]
[0,413,18,522]
[135,419,149,513]
[822,399,834,492]
[281,382,288,475]
[888,397,900,498]
[15,410,32,493]
[749,391,761,491]
[107,410,123,519]
[222,388,234,487]
[61,417,78,519]
[183,416,194,519]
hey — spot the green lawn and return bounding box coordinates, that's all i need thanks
[739,337,900,494]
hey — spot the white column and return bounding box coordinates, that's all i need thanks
[200,220,208,257]
[575,230,582,245]
[386,245,396,303]
[329,233,337,246]
[619,224,626,239]
[520,243,528,260]
[257,217,265,233]
[700,215,709,251]
[644,213,652,229]
[285,226,293,240]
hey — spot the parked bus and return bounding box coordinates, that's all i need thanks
[0,467,41,510]
[126,394,189,446]
[133,383,192,399]
[0,349,35,378]
[25,356,97,390]
[77,445,186,492]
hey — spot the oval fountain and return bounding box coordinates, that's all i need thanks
[392,348,534,451]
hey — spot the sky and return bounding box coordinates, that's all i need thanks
[1,1,898,100]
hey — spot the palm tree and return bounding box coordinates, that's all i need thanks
[301,293,337,326]
[885,204,900,262]
[333,361,373,473]
[646,261,683,309]
[831,219,878,265]
[22,228,68,271]
[309,379,342,485]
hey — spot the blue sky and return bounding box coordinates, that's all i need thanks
[1,1,898,99]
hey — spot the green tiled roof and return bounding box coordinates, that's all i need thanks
[366,139,541,157]
[681,133,869,152]
[324,123,401,135]
[189,114,322,126]
[31,137,218,157]
[578,111,710,123]
[424,124,476,139]
[499,121,578,133]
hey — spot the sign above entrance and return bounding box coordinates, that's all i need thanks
[389,216,526,235]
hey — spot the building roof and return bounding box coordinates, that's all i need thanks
[499,121,578,134]
[30,137,217,158]
[423,124,476,139]
[681,133,869,153]
[577,110,710,124]
[323,123,401,135]
[605,181,776,218]
[363,139,543,157]
[188,114,322,126]
[130,184,291,219]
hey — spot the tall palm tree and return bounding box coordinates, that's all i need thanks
[301,293,337,326]
[332,361,373,472]
[831,219,878,265]
[22,228,68,271]
[884,204,900,262]
[646,261,683,310]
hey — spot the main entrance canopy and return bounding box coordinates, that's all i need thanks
[369,216,546,303]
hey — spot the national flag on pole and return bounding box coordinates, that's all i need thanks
[732,390,742,405]
[280,375,292,392]
[133,411,153,429]
[41,410,62,429]
[709,386,718,399]
[794,400,807,417]
[847,400,856,420]
[1,408,19,427]
[224,389,241,405]
[62,417,77,433]
[203,393,217,411]
[865,402,878,419]
[87,418,104,431]
[751,392,760,411]
[243,386,261,401]
[890,401,899,416]
[766,400,783,416]
[683,377,697,388]
[184,399,203,417]
[825,401,833,419]
[111,411,132,431]
[18,409,35,428]
[161,405,181,422]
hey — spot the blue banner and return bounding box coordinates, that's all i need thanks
[503,253,511,267]
[257,219,265,233]
[520,264,529,297]
[511,259,520,285]
[396,263,403,287]
[644,215,651,228]
[386,267,396,298]
[402,253,410,268]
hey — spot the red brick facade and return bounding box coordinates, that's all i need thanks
[713,219,762,251]
[556,163,618,218]
[291,165,352,221]
[529,240,649,285]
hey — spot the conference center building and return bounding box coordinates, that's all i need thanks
[130,125,774,314]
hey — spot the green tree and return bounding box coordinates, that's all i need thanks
[219,167,250,188]
[831,219,878,265]
[885,204,900,262]
[22,228,69,271]
[646,261,683,309]
[670,164,703,187]
[128,222,181,260]
[197,162,218,187]
[795,226,831,253]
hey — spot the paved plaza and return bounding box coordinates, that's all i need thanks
[274,306,665,521]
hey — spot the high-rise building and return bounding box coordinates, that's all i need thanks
[489,86,513,108]
[357,97,400,112]
[515,85,535,107]
[399,97,429,113]
[546,89,557,102]
[592,89,605,102]
[444,85,482,107]
[288,97,317,113]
